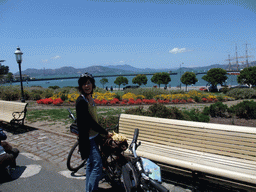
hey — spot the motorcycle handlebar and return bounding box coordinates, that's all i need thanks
[149,179,169,192]
[67,108,76,121]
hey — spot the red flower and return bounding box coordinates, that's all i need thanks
[158,99,170,104]
[201,98,208,102]
[121,101,127,105]
[101,99,108,105]
[109,98,120,105]
[128,99,135,105]
[53,98,63,105]
[94,99,101,105]
[36,98,54,104]
[180,99,187,104]
[135,99,142,105]
[142,99,149,104]
[112,98,120,104]
[208,98,213,102]
[187,98,195,103]
[171,99,179,104]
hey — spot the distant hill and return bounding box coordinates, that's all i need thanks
[19,66,130,77]
[17,64,170,77]
[16,62,256,77]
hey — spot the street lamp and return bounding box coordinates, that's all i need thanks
[14,46,25,102]
[180,62,184,89]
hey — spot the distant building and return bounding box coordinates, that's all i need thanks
[13,74,30,81]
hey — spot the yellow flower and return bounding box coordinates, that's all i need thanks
[67,92,79,102]
[93,91,116,101]
[122,92,137,100]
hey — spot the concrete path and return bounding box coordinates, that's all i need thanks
[2,125,192,192]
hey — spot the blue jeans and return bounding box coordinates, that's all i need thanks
[86,138,102,192]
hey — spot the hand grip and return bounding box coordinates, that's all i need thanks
[132,128,139,144]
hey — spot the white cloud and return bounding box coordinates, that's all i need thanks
[51,55,61,60]
[169,48,187,54]
[119,61,124,63]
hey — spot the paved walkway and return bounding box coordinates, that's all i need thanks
[3,124,191,192]
[4,126,77,170]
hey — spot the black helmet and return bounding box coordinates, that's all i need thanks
[78,72,96,92]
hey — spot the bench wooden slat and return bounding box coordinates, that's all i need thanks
[120,126,256,156]
[119,114,256,185]
[120,118,256,140]
[128,141,256,172]
[120,123,256,148]
[120,124,256,160]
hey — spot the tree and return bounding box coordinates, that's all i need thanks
[114,76,128,90]
[151,72,171,88]
[237,66,256,87]
[0,64,9,83]
[100,77,108,88]
[202,68,227,86]
[132,74,148,86]
[5,72,13,82]
[0,64,9,76]
[181,72,198,91]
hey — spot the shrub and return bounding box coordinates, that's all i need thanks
[125,103,209,122]
[194,96,200,102]
[60,94,68,101]
[202,106,210,116]
[183,109,210,122]
[148,104,185,120]
[228,100,256,119]
[49,86,60,89]
[43,89,54,98]
[149,103,172,118]
[216,95,225,102]
[29,89,44,100]
[226,88,256,99]
[94,87,106,93]
[0,86,20,101]
[114,92,122,101]
[125,88,185,99]
[98,115,119,129]
[219,87,229,94]
[209,102,228,117]
[125,106,149,116]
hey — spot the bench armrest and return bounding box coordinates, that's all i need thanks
[12,110,26,120]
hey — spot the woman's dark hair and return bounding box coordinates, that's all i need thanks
[78,72,96,95]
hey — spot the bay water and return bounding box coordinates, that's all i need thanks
[8,73,238,89]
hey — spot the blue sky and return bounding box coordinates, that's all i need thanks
[1,0,256,74]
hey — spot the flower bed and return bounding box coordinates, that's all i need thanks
[37,98,64,105]
[36,90,235,106]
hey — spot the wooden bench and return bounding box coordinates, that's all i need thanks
[0,100,28,126]
[118,114,256,190]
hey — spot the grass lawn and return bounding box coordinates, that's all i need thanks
[26,107,124,123]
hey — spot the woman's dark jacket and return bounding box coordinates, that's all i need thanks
[76,95,108,160]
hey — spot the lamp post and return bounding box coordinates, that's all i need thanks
[15,46,25,102]
[180,62,184,89]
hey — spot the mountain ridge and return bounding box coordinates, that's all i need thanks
[16,62,256,77]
